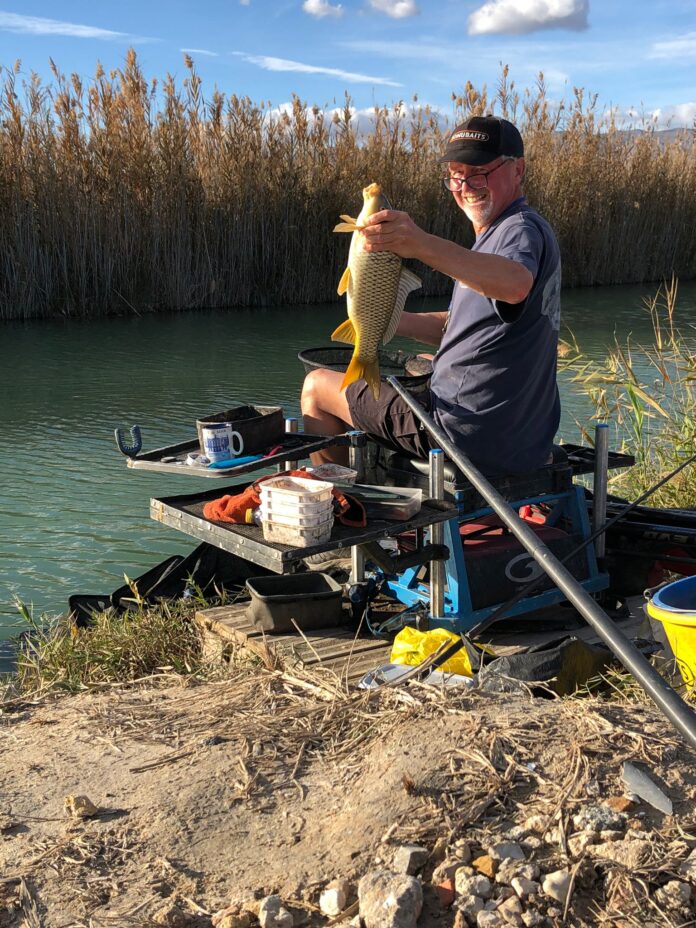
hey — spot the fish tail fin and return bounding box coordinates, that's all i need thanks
[331,318,356,344]
[340,355,381,400]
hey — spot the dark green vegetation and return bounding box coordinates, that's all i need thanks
[1,55,694,320]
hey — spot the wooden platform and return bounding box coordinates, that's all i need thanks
[195,595,648,686]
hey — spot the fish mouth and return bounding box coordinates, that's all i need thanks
[363,182,382,198]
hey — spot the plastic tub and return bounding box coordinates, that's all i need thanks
[260,494,334,520]
[261,514,334,547]
[308,463,359,485]
[259,504,333,528]
[245,572,343,632]
[646,575,696,689]
[259,476,334,509]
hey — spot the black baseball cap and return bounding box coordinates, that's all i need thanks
[438,115,524,166]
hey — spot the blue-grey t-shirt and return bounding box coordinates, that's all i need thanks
[429,197,561,476]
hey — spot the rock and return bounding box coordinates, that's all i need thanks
[153,903,190,927]
[455,872,492,900]
[572,804,626,834]
[591,839,652,869]
[393,845,429,876]
[259,896,294,928]
[431,837,448,862]
[679,850,696,883]
[434,879,456,908]
[454,842,473,864]
[455,894,484,925]
[520,836,542,852]
[542,869,572,905]
[523,815,547,834]
[621,761,673,815]
[495,861,539,886]
[472,855,497,879]
[598,829,625,842]
[64,794,99,819]
[320,880,353,917]
[497,896,524,926]
[433,858,469,883]
[567,832,595,857]
[358,870,423,928]
[604,796,635,814]
[476,912,503,928]
[510,877,539,900]
[654,880,691,910]
[487,843,525,863]
[521,912,545,927]
[219,916,253,928]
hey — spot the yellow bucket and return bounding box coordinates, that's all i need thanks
[646,576,696,689]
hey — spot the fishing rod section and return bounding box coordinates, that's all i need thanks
[386,375,696,750]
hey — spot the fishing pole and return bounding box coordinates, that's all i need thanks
[386,375,696,749]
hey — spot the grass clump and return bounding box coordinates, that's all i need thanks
[562,279,696,507]
[12,595,205,697]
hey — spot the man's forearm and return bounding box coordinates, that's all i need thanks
[397,311,448,346]
[416,234,533,304]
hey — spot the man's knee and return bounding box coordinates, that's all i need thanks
[301,370,326,415]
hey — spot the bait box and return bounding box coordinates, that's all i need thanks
[245,572,343,633]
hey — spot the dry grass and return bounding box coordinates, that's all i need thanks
[0,56,694,319]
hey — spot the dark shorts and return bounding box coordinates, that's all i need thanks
[345,379,433,459]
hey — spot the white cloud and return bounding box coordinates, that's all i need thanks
[233,52,402,86]
[266,99,449,140]
[468,0,588,35]
[649,31,696,59]
[240,0,250,4]
[0,11,153,41]
[368,0,420,18]
[303,0,344,17]
[181,47,218,57]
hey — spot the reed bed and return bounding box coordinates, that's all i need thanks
[0,55,694,320]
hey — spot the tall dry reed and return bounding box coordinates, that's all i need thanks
[0,54,694,320]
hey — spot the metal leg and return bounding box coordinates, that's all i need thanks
[593,423,609,560]
[351,545,365,584]
[429,449,445,619]
[348,430,365,482]
[281,417,299,472]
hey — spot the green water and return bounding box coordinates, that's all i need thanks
[1,282,695,665]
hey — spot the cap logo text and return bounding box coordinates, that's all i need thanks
[451,129,489,143]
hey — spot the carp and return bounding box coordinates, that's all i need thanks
[332,183,421,399]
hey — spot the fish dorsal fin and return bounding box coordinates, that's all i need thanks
[334,215,358,233]
[337,266,351,296]
[382,267,422,344]
[331,318,356,345]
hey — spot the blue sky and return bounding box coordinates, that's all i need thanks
[0,1,694,128]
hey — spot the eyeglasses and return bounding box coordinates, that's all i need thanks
[443,157,515,193]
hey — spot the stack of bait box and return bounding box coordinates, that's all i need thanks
[259,476,334,546]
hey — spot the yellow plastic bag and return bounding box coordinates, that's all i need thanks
[390,626,478,677]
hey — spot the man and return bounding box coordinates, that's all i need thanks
[301,114,561,477]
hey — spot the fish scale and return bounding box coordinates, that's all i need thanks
[331,183,422,399]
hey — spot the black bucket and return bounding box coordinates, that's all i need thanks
[298,347,432,384]
[195,404,284,456]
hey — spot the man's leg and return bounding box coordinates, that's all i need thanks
[300,368,355,465]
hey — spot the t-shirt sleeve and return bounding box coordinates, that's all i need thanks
[491,217,545,323]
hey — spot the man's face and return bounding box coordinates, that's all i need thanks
[447,156,525,232]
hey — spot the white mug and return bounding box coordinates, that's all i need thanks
[201,424,245,463]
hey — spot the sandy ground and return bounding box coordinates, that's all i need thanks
[1,667,695,928]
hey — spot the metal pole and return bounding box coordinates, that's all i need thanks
[349,430,366,582]
[387,375,696,749]
[593,423,609,560]
[281,417,299,472]
[348,430,365,482]
[429,449,445,619]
